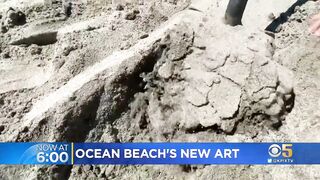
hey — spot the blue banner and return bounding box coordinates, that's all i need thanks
[0,143,71,165]
[0,143,318,165]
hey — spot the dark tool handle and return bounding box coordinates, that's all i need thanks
[225,0,248,26]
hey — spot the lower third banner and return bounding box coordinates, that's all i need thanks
[0,143,318,165]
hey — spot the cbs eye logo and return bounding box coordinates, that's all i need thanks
[268,144,293,158]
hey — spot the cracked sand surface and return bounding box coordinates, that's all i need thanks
[0,0,320,179]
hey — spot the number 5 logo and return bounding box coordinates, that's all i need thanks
[282,144,293,158]
[268,144,293,158]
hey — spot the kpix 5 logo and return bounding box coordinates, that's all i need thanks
[268,144,293,158]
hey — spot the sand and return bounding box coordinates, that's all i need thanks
[0,0,320,179]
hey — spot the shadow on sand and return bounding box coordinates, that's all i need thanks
[265,0,309,33]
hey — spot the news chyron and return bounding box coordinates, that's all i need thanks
[0,143,318,165]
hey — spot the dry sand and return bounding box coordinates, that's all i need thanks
[0,0,320,179]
